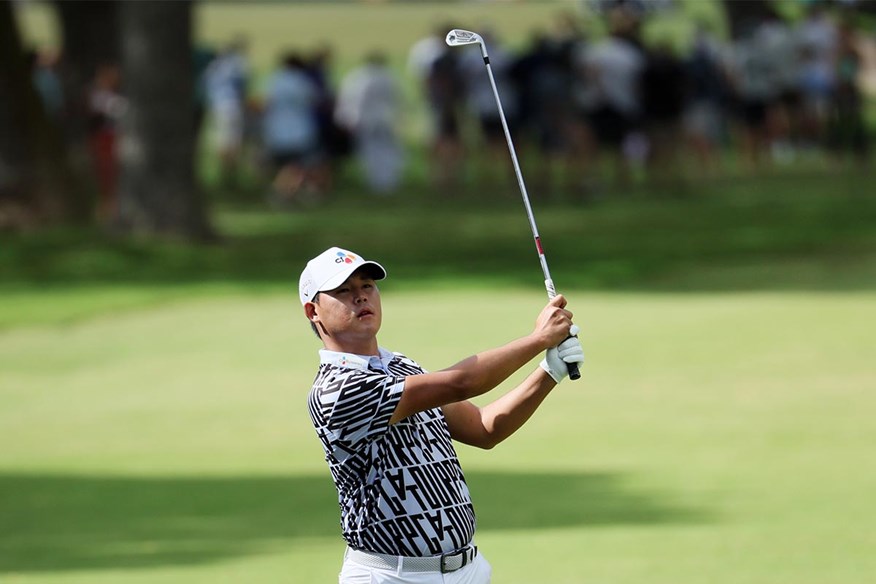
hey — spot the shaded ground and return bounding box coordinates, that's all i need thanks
[2,173,875,293]
[0,471,707,573]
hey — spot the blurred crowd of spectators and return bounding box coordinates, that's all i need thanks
[402,3,873,198]
[26,1,875,209]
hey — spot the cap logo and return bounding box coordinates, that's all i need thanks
[335,251,357,264]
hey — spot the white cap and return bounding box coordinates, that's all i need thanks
[298,247,386,305]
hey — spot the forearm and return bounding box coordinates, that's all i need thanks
[444,334,547,400]
[478,368,556,446]
[391,334,552,425]
[393,296,573,424]
[444,367,557,449]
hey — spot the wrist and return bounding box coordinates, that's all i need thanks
[539,352,566,383]
[530,331,553,351]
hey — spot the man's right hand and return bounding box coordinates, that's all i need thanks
[533,294,575,349]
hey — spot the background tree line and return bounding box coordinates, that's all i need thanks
[2,0,872,241]
[0,0,210,240]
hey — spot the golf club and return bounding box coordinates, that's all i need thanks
[446,28,580,381]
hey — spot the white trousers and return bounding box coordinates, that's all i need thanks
[339,549,492,584]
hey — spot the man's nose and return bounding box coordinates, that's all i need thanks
[354,289,368,303]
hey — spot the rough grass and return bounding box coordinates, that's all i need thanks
[2,170,875,327]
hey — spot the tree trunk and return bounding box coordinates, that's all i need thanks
[116,0,214,240]
[55,0,120,200]
[721,0,773,40]
[0,0,90,228]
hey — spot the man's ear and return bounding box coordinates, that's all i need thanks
[304,302,319,323]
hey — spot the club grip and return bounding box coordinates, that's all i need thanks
[547,286,579,380]
[564,334,581,380]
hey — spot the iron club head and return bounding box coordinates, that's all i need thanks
[445,29,483,47]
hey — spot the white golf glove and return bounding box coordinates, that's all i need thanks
[540,325,584,383]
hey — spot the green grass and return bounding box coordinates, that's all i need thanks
[17,1,729,72]
[1,290,874,583]
[2,177,875,582]
[2,171,876,583]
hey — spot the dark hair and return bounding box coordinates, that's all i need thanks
[283,52,306,70]
[309,292,321,338]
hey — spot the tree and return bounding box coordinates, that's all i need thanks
[54,0,119,194]
[0,0,90,228]
[116,0,213,240]
[721,0,773,39]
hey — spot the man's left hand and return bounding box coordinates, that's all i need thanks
[539,325,584,383]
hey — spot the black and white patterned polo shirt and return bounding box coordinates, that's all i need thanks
[307,348,476,557]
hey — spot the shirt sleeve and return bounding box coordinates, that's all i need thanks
[324,369,405,452]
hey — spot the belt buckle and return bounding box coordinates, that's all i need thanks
[439,546,472,574]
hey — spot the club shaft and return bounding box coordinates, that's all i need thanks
[482,57,556,298]
[480,48,580,381]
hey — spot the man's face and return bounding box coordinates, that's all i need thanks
[307,269,382,348]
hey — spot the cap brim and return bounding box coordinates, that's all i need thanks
[317,260,386,294]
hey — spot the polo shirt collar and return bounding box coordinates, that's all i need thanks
[319,347,395,372]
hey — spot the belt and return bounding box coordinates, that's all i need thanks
[346,544,478,574]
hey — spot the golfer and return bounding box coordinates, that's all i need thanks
[300,246,583,583]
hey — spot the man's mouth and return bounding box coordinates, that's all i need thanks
[358,309,374,318]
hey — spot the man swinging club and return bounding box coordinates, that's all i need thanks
[300,246,584,583]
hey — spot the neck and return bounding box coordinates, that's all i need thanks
[322,336,379,357]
